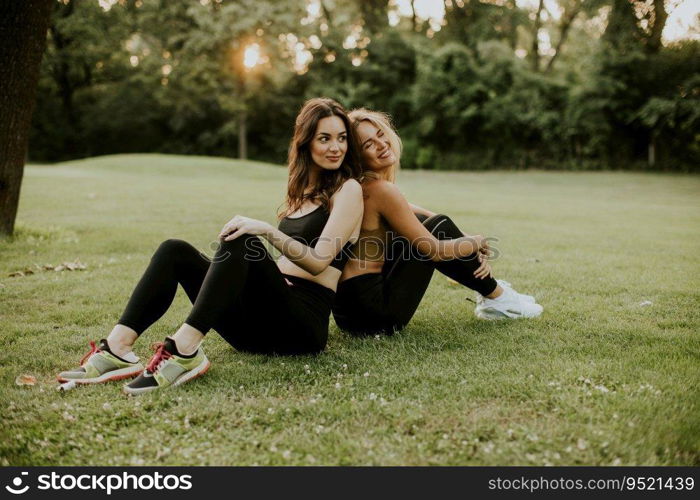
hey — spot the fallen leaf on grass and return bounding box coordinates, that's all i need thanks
[58,259,87,271]
[15,374,37,386]
[9,259,87,277]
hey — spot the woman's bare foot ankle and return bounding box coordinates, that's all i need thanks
[485,285,504,300]
[171,324,205,355]
[106,325,138,357]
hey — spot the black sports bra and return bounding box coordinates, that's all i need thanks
[278,205,352,271]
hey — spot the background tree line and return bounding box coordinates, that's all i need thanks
[29,0,699,171]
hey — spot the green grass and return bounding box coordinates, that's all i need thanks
[1,154,699,466]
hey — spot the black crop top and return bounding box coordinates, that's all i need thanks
[278,205,352,271]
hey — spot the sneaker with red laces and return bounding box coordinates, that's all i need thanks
[57,339,144,384]
[123,338,210,395]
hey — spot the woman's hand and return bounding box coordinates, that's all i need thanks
[473,250,492,279]
[471,234,490,254]
[219,215,273,241]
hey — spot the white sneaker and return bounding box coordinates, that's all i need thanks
[474,279,536,306]
[474,286,543,320]
[496,279,536,303]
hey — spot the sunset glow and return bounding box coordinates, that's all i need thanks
[243,43,262,69]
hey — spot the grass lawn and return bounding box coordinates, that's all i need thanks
[1,154,698,466]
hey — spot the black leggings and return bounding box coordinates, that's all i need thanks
[118,236,334,355]
[332,214,498,335]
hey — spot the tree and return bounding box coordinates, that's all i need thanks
[0,0,54,236]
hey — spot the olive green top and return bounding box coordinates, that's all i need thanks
[347,218,391,262]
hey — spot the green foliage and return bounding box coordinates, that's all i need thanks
[28,0,699,170]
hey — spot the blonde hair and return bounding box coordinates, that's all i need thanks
[348,108,401,183]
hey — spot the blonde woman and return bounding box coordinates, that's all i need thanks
[332,108,542,335]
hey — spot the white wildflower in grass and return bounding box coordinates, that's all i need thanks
[577,438,587,450]
[342,364,348,370]
[282,450,291,459]
[267,408,274,414]
[335,382,341,389]
[527,434,539,442]
[363,372,370,377]
[102,402,112,411]
[369,393,377,400]
[269,444,277,452]
[482,442,495,454]
[374,335,381,340]
[507,429,515,439]
[304,364,310,370]
[594,385,610,393]
[612,458,622,466]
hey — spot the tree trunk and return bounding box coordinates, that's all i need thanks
[410,0,417,31]
[531,0,545,72]
[0,0,54,236]
[238,111,248,160]
[545,3,583,73]
[647,0,667,53]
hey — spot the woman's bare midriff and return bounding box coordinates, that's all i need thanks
[339,258,383,282]
[277,256,342,291]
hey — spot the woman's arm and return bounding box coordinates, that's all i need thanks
[371,181,486,261]
[408,202,436,218]
[220,179,363,276]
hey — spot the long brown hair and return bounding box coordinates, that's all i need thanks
[280,98,362,218]
[348,108,402,183]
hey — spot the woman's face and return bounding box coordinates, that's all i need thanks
[310,116,348,171]
[356,121,395,172]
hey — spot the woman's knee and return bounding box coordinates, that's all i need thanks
[154,238,197,260]
[423,214,452,233]
[216,234,266,261]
